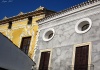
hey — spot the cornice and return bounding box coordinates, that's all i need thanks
[37,0,100,24]
[39,4,100,30]
[0,7,56,25]
[0,10,45,25]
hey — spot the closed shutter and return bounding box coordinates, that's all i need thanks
[74,45,89,70]
[20,37,31,54]
[39,51,50,70]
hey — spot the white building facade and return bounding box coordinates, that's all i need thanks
[34,0,100,70]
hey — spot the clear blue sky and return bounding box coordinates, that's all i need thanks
[0,0,87,20]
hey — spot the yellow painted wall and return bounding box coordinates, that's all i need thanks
[0,24,9,30]
[2,31,6,36]
[11,28,25,47]
[0,14,45,59]
[0,24,8,36]
[12,18,28,28]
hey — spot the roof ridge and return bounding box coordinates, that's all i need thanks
[0,6,46,21]
[37,0,99,23]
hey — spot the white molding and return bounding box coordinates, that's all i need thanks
[39,3,100,30]
[72,42,92,70]
[32,29,39,60]
[42,28,55,41]
[38,1,100,24]
[39,10,100,30]
[75,18,92,34]
[37,49,52,70]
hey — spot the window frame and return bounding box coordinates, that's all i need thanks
[72,42,92,70]
[42,28,55,41]
[75,18,92,34]
[37,49,52,70]
[20,36,31,55]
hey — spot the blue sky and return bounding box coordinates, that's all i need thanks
[0,0,87,20]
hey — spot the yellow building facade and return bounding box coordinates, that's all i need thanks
[0,7,55,59]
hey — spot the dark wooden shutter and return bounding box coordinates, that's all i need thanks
[20,37,31,54]
[39,51,50,70]
[74,45,89,70]
[39,52,45,70]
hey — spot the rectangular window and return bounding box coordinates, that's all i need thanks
[20,36,31,55]
[74,45,89,70]
[28,17,32,25]
[8,21,12,29]
[39,51,50,70]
